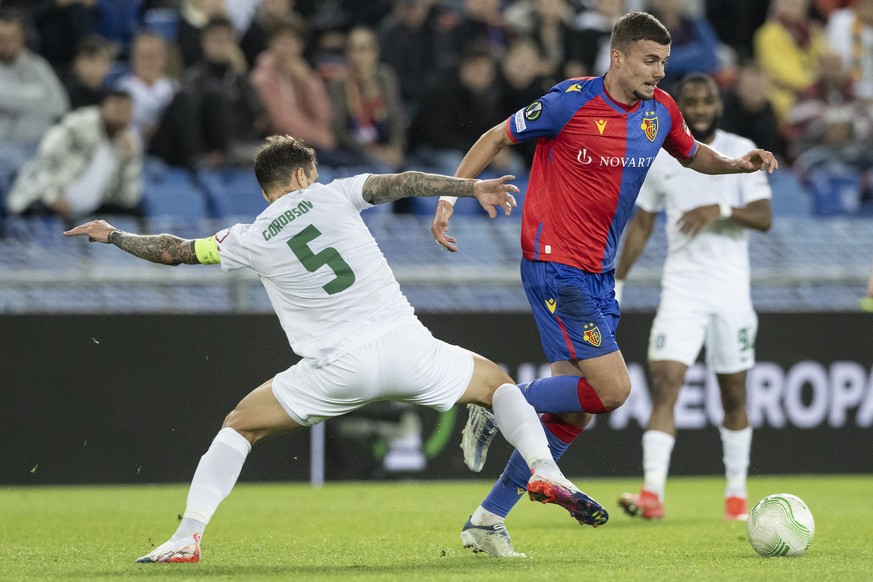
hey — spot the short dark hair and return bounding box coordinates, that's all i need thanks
[269,18,308,44]
[674,73,720,100]
[75,35,112,59]
[254,135,317,192]
[611,12,671,53]
[101,88,133,103]
[0,7,26,28]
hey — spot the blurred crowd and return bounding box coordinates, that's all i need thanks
[2,0,873,223]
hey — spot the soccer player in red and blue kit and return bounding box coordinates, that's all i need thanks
[431,11,778,558]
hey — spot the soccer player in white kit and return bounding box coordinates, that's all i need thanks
[64,135,606,563]
[613,74,773,521]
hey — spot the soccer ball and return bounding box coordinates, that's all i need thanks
[746,494,815,557]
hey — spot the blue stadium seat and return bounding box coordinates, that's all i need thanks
[97,0,143,54]
[142,8,179,41]
[197,168,267,220]
[142,166,209,223]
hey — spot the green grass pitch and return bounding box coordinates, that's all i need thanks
[1,475,870,581]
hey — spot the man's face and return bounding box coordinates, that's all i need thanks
[0,21,25,63]
[100,97,133,138]
[677,81,722,141]
[613,40,669,102]
[132,36,167,83]
[202,25,236,63]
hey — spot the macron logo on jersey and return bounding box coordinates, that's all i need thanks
[576,148,656,168]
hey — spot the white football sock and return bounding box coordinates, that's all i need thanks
[642,430,675,499]
[179,427,252,531]
[491,383,559,475]
[471,505,504,526]
[720,425,752,498]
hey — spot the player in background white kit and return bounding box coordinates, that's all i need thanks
[64,135,607,563]
[613,74,773,522]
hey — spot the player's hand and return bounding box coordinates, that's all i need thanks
[473,174,518,219]
[677,204,720,237]
[63,219,118,243]
[431,199,458,252]
[738,149,778,174]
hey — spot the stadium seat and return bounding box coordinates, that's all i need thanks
[197,168,268,220]
[97,0,144,56]
[142,166,209,223]
[142,8,179,41]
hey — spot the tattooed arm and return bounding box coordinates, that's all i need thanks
[63,220,200,265]
[362,172,518,218]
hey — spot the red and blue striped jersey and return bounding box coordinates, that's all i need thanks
[507,76,697,273]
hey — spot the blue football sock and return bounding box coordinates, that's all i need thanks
[518,376,587,413]
[480,420,575,518]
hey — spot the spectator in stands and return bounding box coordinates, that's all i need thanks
[30,0,100,71]
[826,0,873,101]
[407,43,521,176]
[178,0,231,68]
[311,26,348,85]
[500,36,553,113]
[705,0,769,62]
[574,0,625,76]
[63,36,115,109]
[787,52,869,161]
[0,8,70,197]
[649,0,721,93]
[239,0,308,69]
[787,52,873,208]
[251,20,335,153]
[377,0,446,117]
[499,36,553,167]
[449,0,510,61]
[505,0,584,79]
[5,90,142,221]
[116,31,201,169]
[721,61,783,157]
[328,26,406,171]
[184,16,266,168]
[753,0,827,125]
[96,0,144,59]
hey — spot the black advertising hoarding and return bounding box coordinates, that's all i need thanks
[1,313,871,485]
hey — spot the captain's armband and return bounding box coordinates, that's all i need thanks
[194,236,221,265]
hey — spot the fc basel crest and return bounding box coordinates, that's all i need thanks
[640,115,658,142]
[525,100,543,121]
[582,323,602,347]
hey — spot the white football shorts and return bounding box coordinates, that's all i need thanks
[647,305,758,374]
[272,322,474,426]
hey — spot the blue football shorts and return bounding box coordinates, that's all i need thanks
[520,258,621,363]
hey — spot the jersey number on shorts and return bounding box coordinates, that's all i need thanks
[287,224,356,295]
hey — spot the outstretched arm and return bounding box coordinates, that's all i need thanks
[63,220,200,266]
[432,122,516,252]
[683,142,779,175]
[362,172,518,218]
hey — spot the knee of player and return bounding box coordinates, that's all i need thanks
[598,377,631,411]
[221,411,260,445]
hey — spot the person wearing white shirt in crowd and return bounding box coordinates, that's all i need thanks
[826,0,873,100]
[5,90,141,220]
[614,73,772,522]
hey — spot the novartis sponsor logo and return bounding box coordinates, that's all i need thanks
[576,148,655,168]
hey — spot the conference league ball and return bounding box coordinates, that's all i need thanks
[746,494,815,557]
